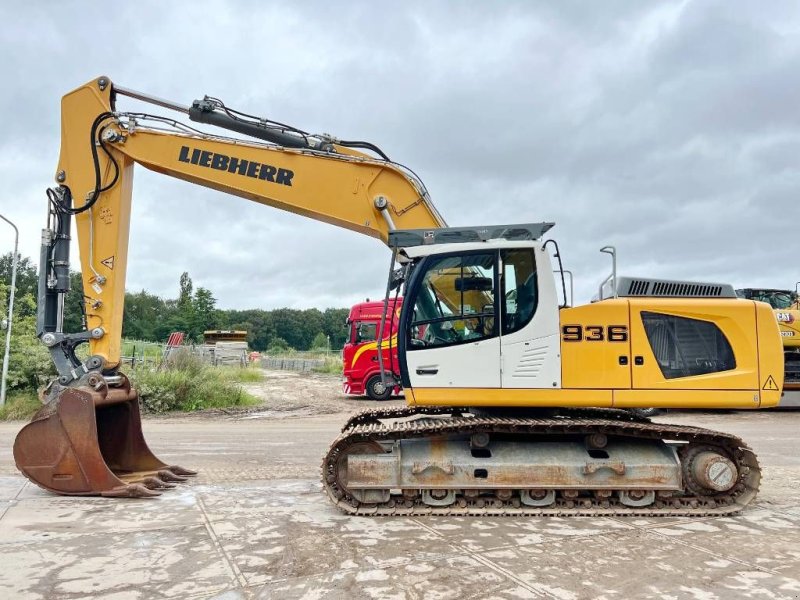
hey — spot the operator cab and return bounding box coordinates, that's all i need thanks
[736,288,799,310]
[383,224,563,393]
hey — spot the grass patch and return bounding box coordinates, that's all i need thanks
[0,354,263,419]
[217,365,265,383]
[312,356,343,375]
[129,352,260,413]
[0,391,40,420]
[131,366,259,413]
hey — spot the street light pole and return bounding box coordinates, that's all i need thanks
[0,213,19,406]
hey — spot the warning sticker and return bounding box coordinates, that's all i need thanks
[101,256,115,270]
[762,375,779,391]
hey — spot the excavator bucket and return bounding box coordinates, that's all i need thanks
[13,378,196,497]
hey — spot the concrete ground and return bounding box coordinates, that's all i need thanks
[1,375,800,599]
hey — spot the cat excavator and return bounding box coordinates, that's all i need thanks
[735,288,800,396]
[14,76,783,516]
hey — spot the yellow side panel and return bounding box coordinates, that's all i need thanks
[410,388,613,407]
[757,302,785,407]
[628,299,759,391]
[613,390,760,409]
[560,300,631,389]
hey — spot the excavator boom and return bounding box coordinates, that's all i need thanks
[16,76,445,498]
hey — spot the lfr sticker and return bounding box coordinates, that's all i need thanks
[101,256,115,270]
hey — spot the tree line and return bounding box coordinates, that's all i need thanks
[1,253,350,352]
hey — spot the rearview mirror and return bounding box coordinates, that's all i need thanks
[455,277,492,292]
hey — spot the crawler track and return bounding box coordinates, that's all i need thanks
[322,406,760,517]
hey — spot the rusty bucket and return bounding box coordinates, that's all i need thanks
[13,376,196,497]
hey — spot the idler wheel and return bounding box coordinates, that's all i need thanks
[682,445,739,496]
[691,452,738,493]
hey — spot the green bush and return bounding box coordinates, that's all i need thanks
[0,391,41,421]
[267,337,291,353]
[129,358,259,413]
[310,332,329,351]
[0,292,55,393]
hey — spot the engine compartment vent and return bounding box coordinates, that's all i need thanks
[604,276,737,299]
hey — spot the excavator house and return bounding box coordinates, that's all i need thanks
[13,77,784,515]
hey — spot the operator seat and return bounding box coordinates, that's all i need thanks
[516,273,538,326]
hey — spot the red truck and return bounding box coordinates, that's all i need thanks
[342,298,402,400]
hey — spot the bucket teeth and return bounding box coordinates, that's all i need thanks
[165,465,198,477]
[157,469,189,483]
[101,484,161,498]
[141,476,176,490]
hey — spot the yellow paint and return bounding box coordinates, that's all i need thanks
[756,301,784,406]
[627,298,760,391]
[410,387,764,409]
[560,299,631,389]
[776,308,800,349]
[613,389,762,409]
[350,334,398,367]
[58,82,134,367]
[410,387,613,407]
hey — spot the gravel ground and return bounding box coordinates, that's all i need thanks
[1,369,799,599]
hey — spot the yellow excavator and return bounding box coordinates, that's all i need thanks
[14,76,783,516]
[735,288,800,395]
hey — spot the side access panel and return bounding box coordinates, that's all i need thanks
[617,299,761,409]
[560,299,632,390]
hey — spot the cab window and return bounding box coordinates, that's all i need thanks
[354,321,377,343]
[501,248,537,335]
[408,252,496,349]
[641,312,736,378]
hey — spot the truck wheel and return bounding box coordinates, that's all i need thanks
[366,375,392,401]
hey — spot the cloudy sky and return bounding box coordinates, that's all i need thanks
[1,1,798,310]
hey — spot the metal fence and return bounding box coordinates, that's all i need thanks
[121,340,248,368]
[121,342,341,373]
[260,350,341,373]
[260,357,325,372]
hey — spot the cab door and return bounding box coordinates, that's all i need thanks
[499,246,563,389]
[403,250,501,389]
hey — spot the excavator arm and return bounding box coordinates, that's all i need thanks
[43,76,445,377]
[17,75,446,498]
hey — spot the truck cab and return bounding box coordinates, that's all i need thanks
[342,298,403,400]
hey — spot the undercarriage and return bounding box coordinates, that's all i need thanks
[322,406,760,516]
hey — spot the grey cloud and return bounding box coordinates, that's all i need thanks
[1,1,799,312]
